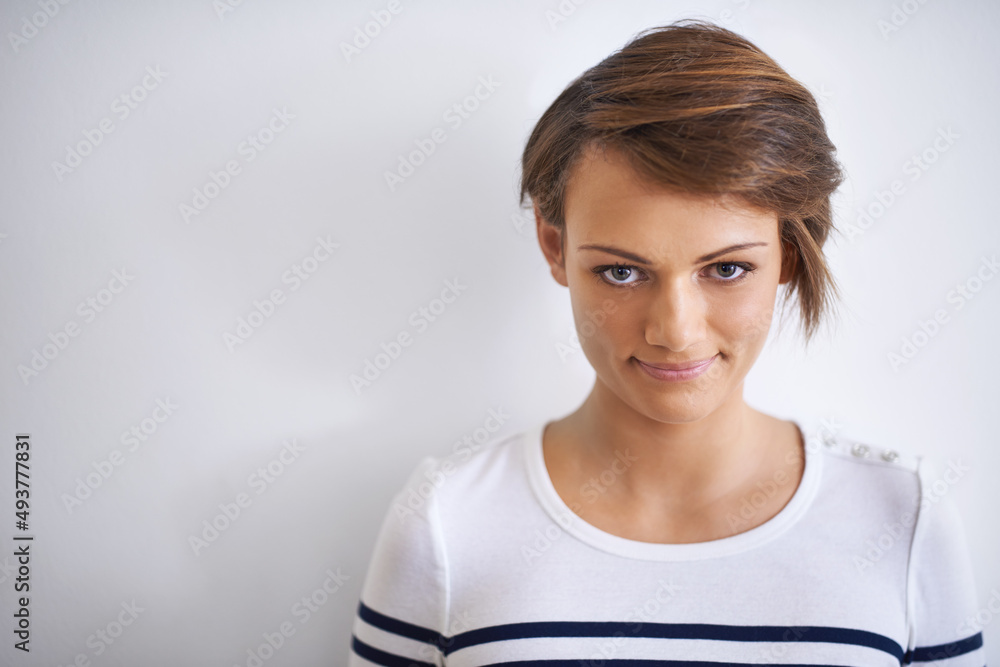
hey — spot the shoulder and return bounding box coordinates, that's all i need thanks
[814,430,985,654]
[812,424,968,510]
[803,421,974,570]
[360,424,535,590]
[392,423,537,522]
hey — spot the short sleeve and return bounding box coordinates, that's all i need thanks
[905,456,986,666]
[348,457,450,667]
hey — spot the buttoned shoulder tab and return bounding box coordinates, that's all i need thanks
[817,429,919,473]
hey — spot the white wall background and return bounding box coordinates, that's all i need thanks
[1,0,997,664]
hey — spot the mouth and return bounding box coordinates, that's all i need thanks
[633,354,718,382]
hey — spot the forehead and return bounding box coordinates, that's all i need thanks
[563,144,778,253]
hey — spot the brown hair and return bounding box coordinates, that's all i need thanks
[519,18,845,345]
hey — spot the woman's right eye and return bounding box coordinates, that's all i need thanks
[592,263,642,286]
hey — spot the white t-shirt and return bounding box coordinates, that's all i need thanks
[347,418,985,666]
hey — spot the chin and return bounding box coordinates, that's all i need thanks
[642,393,722,424]
[603,362,728,425]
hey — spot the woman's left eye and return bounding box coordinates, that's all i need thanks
[712,262,749,281]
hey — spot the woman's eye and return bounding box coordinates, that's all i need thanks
[714,262,746,280]
[599,264,640,285]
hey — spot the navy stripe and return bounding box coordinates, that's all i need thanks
[356,603,905,661]
[903,631,983,664]
[446,622,903,659]
[354,602,984,665]
[479,663,993,667]
[351,634,436,667]
[357,600,445,647]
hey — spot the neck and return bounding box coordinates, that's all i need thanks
[565,378,772,508]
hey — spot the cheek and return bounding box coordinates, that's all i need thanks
[712,288,776,353]
[571,290,622,351]
[565,275,632,348]
[571,290,645,366]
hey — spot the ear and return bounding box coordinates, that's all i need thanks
[535,204,568,287]
[778,239,798,285]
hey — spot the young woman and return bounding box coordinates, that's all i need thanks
[348,19,985,667]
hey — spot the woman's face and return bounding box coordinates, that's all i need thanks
[537,144,793,424]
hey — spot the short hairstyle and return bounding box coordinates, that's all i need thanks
[519,18,845,345]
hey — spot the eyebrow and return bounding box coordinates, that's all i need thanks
[577,242,769,265]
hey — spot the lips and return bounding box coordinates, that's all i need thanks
[636,354,718,371]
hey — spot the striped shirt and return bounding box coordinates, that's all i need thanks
[347,418,986,666]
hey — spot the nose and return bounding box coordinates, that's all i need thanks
[644,277,706,352]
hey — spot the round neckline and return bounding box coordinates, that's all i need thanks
[523,418,822,561]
